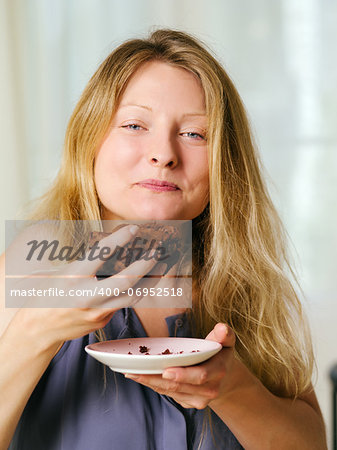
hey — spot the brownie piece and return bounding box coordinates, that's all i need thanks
[89,223,182,278]
[139,345,149,353]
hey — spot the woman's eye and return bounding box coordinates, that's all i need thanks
[182,132,206,141]
[121,124,143,131]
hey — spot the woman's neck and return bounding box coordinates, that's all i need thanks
[133,307,186,337]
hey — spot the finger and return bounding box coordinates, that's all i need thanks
[125,262,167,293]
[163,261,178,277]
[92,250,159,292]
[162,348,228,385]
[124,374,217,408]
[69,224,139,276]
[205,323,236,348]
[146,262,168,277]
[86,291,140,309]
[124,373,198,394]
[78,251,160,307]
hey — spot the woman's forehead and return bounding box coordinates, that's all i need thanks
[119,61,206,112]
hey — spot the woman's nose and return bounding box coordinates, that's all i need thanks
[148,155,177,168]
[147,135,178,169]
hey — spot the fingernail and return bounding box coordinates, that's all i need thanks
[162,371,176,381]
[129,225,139,235]
[149,248,157,258]
[218,323,227,332]
[124,374,139,380]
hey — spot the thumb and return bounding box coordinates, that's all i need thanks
[206,323,236,348]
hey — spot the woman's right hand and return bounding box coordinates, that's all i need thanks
[2,224,160,351]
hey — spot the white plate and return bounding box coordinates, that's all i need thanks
[85,337,222,374]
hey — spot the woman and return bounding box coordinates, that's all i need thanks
[0,29,327,449]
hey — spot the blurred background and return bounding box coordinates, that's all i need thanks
[1,0,336,446]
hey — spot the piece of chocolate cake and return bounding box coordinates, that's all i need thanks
[139,345,149,353]
[89,223,182,279]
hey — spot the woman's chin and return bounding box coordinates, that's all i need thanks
[127,204,183,221]
[101,199,194,221]
[134,212,181,221]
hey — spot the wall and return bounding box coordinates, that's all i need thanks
[1,0,336,446]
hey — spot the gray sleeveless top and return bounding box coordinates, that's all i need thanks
[10,308,243,449]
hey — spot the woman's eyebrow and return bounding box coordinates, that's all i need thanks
[181,112,206,118]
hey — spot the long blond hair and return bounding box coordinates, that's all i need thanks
[31,28,313,398]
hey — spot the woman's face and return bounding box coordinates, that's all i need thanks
[94,61,209,221]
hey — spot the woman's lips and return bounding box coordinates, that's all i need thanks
[136,179,180,192]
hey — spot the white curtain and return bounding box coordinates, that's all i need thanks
[1,0,337,445]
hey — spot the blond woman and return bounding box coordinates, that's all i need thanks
[0,29,327,449]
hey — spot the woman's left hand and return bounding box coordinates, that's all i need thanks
[124,323,237,410]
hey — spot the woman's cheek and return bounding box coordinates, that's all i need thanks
[108,137,144,166]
